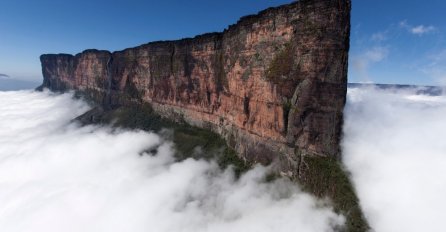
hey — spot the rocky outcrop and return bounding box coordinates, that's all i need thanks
[40,0,351,178]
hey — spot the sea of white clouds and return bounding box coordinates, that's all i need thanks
[1,86,445,232]
[343,86,446,232]
[0,90,343,232]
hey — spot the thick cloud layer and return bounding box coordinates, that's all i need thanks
[343,87,446,232]
[0,90,343,232]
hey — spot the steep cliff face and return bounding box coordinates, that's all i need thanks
[40,0,351,178]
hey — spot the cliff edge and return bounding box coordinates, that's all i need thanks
[40,1,367,230]
[40,0,351,178]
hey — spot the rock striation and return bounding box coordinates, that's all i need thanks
[40,0,351,178]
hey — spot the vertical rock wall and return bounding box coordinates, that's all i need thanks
[40,0,351,177]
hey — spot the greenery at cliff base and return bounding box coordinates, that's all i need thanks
[74,97,368,232]
[74,102,250,177]
[299,156,369,232]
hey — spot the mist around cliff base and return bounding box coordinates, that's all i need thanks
[0,90,344,232]
[343,86,446,232]
[1,87,446,232]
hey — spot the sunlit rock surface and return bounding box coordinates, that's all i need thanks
[40,0,351,178]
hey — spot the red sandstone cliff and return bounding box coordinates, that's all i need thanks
[40,0,351,177]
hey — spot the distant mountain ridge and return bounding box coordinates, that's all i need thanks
[348,83,444,96]
[0,79,40,91]
[0,74,10,78]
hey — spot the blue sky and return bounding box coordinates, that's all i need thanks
[0,0,445,85]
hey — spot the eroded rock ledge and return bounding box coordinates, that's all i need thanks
[40,0,350,178]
